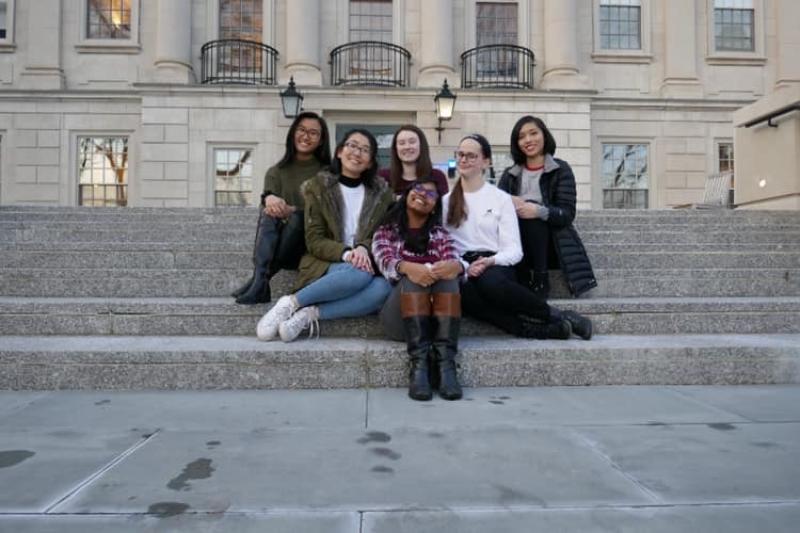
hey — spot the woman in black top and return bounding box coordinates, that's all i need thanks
[498,115,596,299]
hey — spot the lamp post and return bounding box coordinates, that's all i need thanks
[434,79,457,144]
[280,77,304,119]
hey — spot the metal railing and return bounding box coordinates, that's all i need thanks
[330,41,411,87]
[201,39,278,85]
[461,44,535,89]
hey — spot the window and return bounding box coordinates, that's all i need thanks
[476,2,518,78]
[214,148,253,207]
[599,0,641,50]
[602,143,649,209]
[718,141,735,205]
[713,0,754,52]
[78,137,129,207]
[349,0,392,42]
[220,0,263,41]
[87,0,132,40]
[0,1,12,41]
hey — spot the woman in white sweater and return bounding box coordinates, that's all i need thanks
[443,134,592,340]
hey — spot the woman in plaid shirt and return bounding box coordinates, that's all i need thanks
[373,177,465,401]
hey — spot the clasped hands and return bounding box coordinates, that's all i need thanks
[263,194,296,219]
[400,260,463,287]
[511,195,542,219]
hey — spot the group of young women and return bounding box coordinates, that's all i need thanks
[234,112,596,402]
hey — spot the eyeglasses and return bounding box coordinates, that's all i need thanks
[344,141,371,156]
[412,183,439,200]
[454,151,480,162]
[296,126,321,139]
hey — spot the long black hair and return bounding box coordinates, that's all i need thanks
[380,175,443,255]
[277,111,332,168]
[509,115,556,166]
[331,128,380,188]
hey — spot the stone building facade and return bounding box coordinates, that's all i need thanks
[0,0,797,209]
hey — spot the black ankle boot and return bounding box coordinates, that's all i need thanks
[433,315,462,401]
[231,275,254,298]
[235,274,272,305]
[529,271,550,300]
[520,317,572,340]
[562,310,593,340]
[403,315,433,401]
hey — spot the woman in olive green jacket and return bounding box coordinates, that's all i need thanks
[256,129,394,342]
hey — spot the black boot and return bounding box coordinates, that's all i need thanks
[562,310,593,340]
[433,315,462,401]
[231,275,254,298]
[529,271,550,300]
[519,316,572,340]
[235,214,280,305]
[403,316,433,401]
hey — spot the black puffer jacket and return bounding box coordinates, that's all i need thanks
[498,155,597,297]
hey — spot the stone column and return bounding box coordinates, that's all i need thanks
[541,0,588,90]
[776,0,800,89]
[20,0,64,89]
[154,0,194,83]
[661,0,701,97]
[418,0,455,87]
[284,0,322,86]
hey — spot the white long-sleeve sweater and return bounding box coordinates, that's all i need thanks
[442,182,523,267]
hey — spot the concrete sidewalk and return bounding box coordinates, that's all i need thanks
[1,385,799,532]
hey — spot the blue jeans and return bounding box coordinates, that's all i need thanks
[294,262,391,320]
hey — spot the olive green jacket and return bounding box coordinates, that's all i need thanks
[294,170,394,291]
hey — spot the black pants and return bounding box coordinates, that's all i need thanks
[265,211,306,272]
[518,218,550,273]
[461,264,555,336]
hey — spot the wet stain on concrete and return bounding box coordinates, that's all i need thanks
[646,421,669,427]
[94,399,111,406]
[0,450,35,468]
[708,423,737,431]
[357,431,391,445]
[371,465,395,474]
[428,432,445,439]
[752,441,779,449]
[371,447,402,460]
[489,400,505,405]
[464,398,475,401]
[493,484,544,505]
[206,440,221,449]
[141,433,155,439]
[148,502,191,518]
[498,396,511,400]
[167,458,215,491]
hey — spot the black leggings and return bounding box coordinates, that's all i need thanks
[461,265,557,336]
[518,218,550,273]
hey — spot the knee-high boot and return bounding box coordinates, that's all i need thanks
[235,213,280,305]
[432,292,462,401]
[403,315,433,401]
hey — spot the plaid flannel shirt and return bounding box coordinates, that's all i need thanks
[372,223,460,282]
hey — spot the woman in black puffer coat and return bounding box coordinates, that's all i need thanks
[498,115,596,298]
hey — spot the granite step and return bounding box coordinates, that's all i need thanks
[1,297,798,337]
[1,334,798,390]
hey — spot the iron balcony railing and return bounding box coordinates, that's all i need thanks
[330,41,411,87]
[460,44,535,89]
[201,39,278,85]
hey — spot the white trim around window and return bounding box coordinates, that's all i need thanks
[0,0,16,52]
[705,0,766,65]
[206,0,275,45]
[336,0,406,47]
[592,0,652,63]
[207,143,259,207]
[70,131,135,207]
[76,0,141,54]
[464,0,529,51]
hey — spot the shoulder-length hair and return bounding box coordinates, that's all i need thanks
[388,125,433,189]
[509,115,556,166]
[277,111,332,168]
[380,175,443,254]
[447,133,492,228]
[331,128,380,188]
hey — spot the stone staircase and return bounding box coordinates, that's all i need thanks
[1,206,799,390]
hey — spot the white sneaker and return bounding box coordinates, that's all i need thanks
[278,306,320,343]
[256,295,297,341]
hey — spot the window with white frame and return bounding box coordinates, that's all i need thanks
[602,143,649,209]
[214,148,254,207]
[718,141,735,204]
[349,0,392,42]
[87,0,133,40]
[599,0,641,50]
[476,2,518,77]
[0,1,12,41]
[713,0,754,52]
[78,137,129,207]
